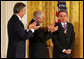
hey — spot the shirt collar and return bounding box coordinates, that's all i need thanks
[61,22,67,27]
[15,14,22,21]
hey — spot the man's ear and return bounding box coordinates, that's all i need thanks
[19,10,23,14]
[67,16,69,22]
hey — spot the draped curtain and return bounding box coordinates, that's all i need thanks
[26,1,83,58]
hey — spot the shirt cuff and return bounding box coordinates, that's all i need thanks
[27,29,29,32]
[30,29,34,33]
[62,49,66,52]
[27,29,34,33]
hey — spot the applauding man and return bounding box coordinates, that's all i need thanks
[7,2,40,58]
[29,10,50,58]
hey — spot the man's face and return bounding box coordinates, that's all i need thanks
[37,13,45,23]
[58,12,67,23]
[20,7,26,18]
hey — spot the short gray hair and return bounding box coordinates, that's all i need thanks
[33,11,43,19]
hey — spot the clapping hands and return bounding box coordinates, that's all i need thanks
[29,21,41,31]
[47,23,58,32]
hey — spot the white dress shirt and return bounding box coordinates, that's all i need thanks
[16,14,22,21]
[61,22,67,28]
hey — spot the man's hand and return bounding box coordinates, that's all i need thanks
[29,21,41,30]
[47,23,58,32]
[49,27,55,33]
[50,23,55,28]
[54,26,58,31]
[67,49,72,54]
[29,21,36,30]
[33,26,41,30]
[64,50,71,54]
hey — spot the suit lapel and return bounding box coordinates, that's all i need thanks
[66,22,70,36]
[58,22,64,31]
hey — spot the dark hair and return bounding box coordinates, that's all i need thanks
[13,2,26,14]
[58,10,68,16]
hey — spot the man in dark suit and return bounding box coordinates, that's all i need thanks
[48,10,75,58]
[7,2,40,58]
[29,10,50,58]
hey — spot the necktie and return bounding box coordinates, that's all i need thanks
[64,23,66,29]
[64,23,67,33]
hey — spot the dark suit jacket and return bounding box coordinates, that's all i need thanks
[50,21,75,58]
[29,19,50,58]
[7,14,34,58]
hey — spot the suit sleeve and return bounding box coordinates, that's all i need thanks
[68,24,75,50]
[14,22,34,40]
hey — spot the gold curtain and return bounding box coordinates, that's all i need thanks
[26,1,83,58]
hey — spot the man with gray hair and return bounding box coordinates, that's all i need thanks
[29,10,50,58]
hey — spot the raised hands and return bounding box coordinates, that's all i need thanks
[47,23,58,33]
[29,21,41,31]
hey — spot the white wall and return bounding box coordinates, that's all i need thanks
[1,1,27,58]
